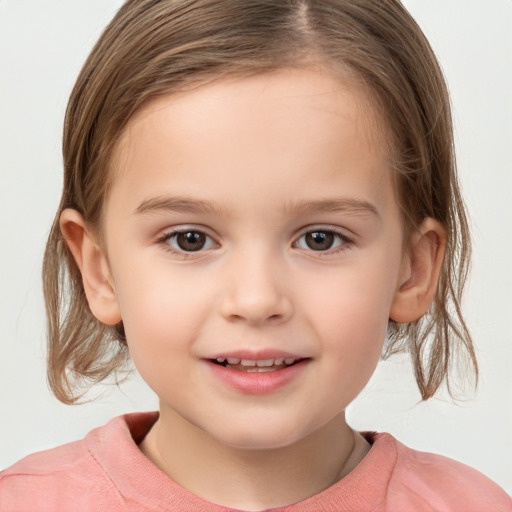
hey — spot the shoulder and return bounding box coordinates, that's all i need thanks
[376,433,512,512]
[0,439,115,511]
[0,414,152,511]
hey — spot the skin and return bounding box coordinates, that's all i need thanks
[61,67,445,510]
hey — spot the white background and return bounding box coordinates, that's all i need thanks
[1,0,511,494]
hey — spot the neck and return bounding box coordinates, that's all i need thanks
[139,405,370,511]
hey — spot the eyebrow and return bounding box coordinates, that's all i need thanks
[134,195,380,219]
[134,196,230,217]
[283,198,380,219]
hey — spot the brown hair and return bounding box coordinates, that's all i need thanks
[43,0,477,404]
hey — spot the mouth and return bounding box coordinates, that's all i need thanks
[205,353,310,394]
[210,357,305,372]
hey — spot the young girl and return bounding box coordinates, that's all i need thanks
[1,0,510,510]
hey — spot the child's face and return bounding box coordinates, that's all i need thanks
[102,68,409,449]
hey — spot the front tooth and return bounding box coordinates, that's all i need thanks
[227,357,241,365]
[256,359,274,367]
[284,357,296,365]
[274,358,284,365]
[240,359,256,367]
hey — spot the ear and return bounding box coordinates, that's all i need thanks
[390,218,446,323]
[60,208,122,326]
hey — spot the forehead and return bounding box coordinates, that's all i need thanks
[107,67,395,222]
[113,67,389,167]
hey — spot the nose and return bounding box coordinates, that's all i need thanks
[219,248,294,326]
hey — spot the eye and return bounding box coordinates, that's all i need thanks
[161,229,217,253]
[295,229,350,252]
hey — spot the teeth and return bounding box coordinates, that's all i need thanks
[240,358,295,367]
[216,357,298,367]
[256,359,274,367]
[216,357,296,368]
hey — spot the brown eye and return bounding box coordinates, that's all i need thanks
[164,230,216,252]
[175,231,206,251]
[296,230,348,252]
[305,231,335,250]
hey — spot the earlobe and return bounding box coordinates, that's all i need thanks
[389,218,446,323]
[60,208,122,326]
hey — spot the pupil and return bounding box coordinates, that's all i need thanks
[177,231,205,251]
[307,231,333,251]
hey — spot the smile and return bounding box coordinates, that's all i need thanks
[206,355,310,394]
[212,357,301,372]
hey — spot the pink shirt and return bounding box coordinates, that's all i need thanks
[1,412,510,511]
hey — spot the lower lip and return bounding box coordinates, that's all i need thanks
[205,360,309,395]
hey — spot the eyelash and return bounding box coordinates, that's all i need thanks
[156,227,354,260]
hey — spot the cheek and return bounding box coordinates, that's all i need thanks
[118,281,204,400]
[113,265,210,363]
[303,254,400,366]
[305,262,398,330]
